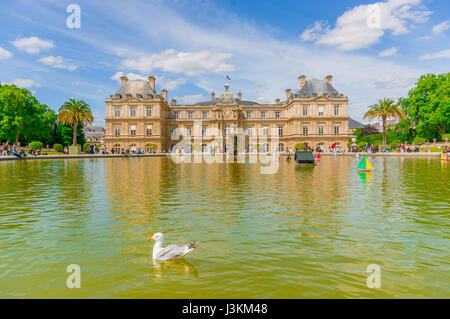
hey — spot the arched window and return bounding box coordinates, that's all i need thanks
[114,144,121,153]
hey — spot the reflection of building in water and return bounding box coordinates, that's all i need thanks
[105,75,360,153]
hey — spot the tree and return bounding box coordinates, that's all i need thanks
[0,84,54,145]
[400,73,450,140]
[57,98,93,146]
[52,122,85,146]
[363,98,406,146]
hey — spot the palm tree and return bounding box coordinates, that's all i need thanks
[57,98,93,146]
[363,98,406,146]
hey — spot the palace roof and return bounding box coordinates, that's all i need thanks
[112,80,161,99]
[291,79,344,99]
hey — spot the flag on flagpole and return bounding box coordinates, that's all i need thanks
[226,75,231,81]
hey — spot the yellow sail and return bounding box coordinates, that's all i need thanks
[365,157,374,170]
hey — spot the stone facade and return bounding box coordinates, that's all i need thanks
[105,75,353,153]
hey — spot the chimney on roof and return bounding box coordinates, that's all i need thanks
[148,75,156,91]
[237,91,242,101]
[172,98,176,105]
[285,88,291,100]
[211,92,215,101]
[325,75,333,85]
[275,98,281,104]
[120,75,128,87]
[162,89,167,101]
[298,75,306,90]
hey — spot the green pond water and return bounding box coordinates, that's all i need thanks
[0,156,449,298]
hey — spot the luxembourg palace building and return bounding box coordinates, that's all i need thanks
[104,75,360,153]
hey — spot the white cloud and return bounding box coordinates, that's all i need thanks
[10,36,54,54]
[111,71,147,82]
[120,49,234,76]
[0,47,13,60]
[38,56,77,71]
[300,21,326,41]
[159,77,186,90]
[373,77,416,89]
[379,47,397,56]
[432,20,450,33]
[419,49,450,60]
[11,78,40,88]
[302,0,432,50]
[175,94,206,104]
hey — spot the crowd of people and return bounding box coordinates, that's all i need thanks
[1,142,26,158]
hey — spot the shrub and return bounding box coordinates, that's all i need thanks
[29,141,44,150]
[443,133,450,141]
[358,142,366,151]
[295,143,305,150]
[413,137,426,145]
[83,143,91,153]
[53,143,64,152]
[429,146,441,152]
[390,140,402,149]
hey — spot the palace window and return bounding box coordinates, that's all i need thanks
[115,126,120,136]
[114,107,120,117]
[114,144,121,153]
[261,111,266,118]
[262,127,268,136]
[246,111,251,118]
[278,126,283,136]
[224,125,230,135]
[130,107,136,117]
[186,127,192,137]
[334,125,339,135]
[303,106,308,116]
[248,127,253,137]
[130,125,136,136]
[303,125,308,135]
[318,106,324,116]
[202,126,207,137]
[203,111,208,119]
[171,127,177,137]
[147,107,152,117]
[319,125,324,135]
[334,105,339,116]
[147,125,152,136]
[275,111,280,118]
[173,111,178,119]
[278,143,284,152]
[188,111,193,119]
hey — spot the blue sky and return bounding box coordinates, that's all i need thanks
[0,0,449,125]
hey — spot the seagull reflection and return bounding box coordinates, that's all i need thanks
[150,258,198,280]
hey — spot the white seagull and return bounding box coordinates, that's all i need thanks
[147,232,199,260]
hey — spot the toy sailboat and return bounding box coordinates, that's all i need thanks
[357,155,374,172]
[441,151,449,161]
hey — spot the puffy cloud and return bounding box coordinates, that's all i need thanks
[111,71,147,82]
[301,0,432,50]
[120,49,234,76]
[378,47,397,57]
[11,78,40,88]
[0,47,13,59]
[10,36,54,54]
[419,49,450,60]
[38,56,77,71]
[432,20,450,33]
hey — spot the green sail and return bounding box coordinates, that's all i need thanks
[357,155,367,170]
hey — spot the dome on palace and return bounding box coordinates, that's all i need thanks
[196,84,258,105]
[291,79,344,98]
[113,79,160,99]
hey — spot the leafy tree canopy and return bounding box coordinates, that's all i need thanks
[400,73,450,140]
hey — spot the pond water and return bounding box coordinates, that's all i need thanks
[0,156,449,298]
